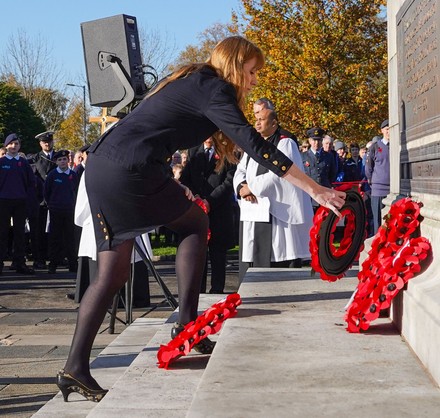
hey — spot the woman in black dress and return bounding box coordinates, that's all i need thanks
[57,36,345,402]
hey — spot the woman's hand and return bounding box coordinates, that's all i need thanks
[311,186,346,217]
[282,164,346,217]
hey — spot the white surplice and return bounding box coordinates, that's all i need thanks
[234,137,313,262]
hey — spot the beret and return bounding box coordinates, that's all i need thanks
[4,133,19,147]
[53,149,69,160]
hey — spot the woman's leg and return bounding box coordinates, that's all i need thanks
[62,239,134,388]
[165,203,209,325]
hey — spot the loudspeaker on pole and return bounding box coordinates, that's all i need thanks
[81,14,147,107]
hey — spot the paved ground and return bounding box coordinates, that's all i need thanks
[0,256,240,417]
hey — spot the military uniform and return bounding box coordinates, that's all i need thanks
[29,131,57,182]
[44,150,79,273]
[301,127,337,208]
[0,134,36,274]
[27,131,57,267]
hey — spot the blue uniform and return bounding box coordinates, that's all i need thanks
[301,149,336,207]
[44,168,79,272]
[0,156,35,268]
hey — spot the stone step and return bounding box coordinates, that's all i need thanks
[31,295,222,418]
[87,295,221,418]
[33,267,440,418]
[186,268,440,417]
[31,317,166,417]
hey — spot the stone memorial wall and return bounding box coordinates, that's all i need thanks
[397,0,440,195]
[388,0,440,386]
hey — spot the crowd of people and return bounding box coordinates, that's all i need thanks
[0,131,89,276]
[0,113,389,283]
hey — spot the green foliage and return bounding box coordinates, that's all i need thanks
[0,82,46,153]
[240,0,388,145]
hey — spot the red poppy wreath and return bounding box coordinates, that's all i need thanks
[157,293,242,369]
[344,198,432,333]
[310,183,367,282]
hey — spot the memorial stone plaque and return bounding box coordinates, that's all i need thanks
[397,0,440,195]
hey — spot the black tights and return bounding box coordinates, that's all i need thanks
[63,203,208,388]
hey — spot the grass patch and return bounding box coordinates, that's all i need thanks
[151,236,239,258]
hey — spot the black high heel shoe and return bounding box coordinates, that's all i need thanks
[171,323,216,355]
[56,370,108,402]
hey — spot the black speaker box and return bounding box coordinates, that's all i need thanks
[81,14,147,107]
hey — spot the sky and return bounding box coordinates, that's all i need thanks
[0,0,242,99]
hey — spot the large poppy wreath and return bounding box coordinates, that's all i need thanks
[344,198,432,333]
[310,185,367,282]
[157,293,242,369]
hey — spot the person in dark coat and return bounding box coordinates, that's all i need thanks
[58,36,345,402]
[180,137,236,294]
[73,144,89,181]
[301,127,337,210]
[27,131,57,268]
[343,143,363,182]
[0,134,35,275]
[44,150,79,274]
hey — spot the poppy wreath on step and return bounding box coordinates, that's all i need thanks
[310,184,367,282]
[157,293,242,369]
[344,198,432,333]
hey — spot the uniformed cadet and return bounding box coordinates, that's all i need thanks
[301,127,337,210]
[44,150,79,274]
[0,134,35,275]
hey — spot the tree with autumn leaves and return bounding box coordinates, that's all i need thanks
[236,0,388,144]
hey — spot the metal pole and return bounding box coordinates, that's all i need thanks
[67,83,87,144]
[82,85,87,145]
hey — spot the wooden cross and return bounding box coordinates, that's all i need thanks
[89,108,119,135]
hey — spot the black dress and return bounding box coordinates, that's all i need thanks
[86,66,293,252]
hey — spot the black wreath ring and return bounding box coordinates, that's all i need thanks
[318,190,366,276]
